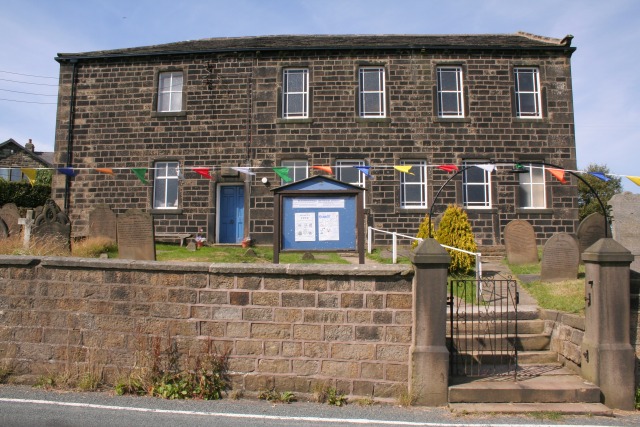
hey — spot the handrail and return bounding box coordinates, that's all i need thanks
[368,226,482,280]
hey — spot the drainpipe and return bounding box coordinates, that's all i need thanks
[64,59,78,213]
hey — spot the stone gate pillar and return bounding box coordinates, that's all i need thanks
[409,238,450,406]
[581,238,635,410]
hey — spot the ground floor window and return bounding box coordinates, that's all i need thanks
[153,161,179,209]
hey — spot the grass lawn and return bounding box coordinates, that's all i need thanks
[154,244,350,264]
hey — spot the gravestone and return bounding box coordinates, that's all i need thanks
[540,233,580,282]
[577,212,607,257]
[32,200,71,252]
[117,209,156,261]
[0,203,21,236]
[0,219,8,239]
[609,192,640,272]
[88,205,117,241]
[18,210,34,249]
[504,219,539,264]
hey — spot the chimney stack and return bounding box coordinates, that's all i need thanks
[25,139,34,152]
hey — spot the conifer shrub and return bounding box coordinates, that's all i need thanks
[412,214,435,249]
[435,204,477,274]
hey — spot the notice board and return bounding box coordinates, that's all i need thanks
[272,176,364,264]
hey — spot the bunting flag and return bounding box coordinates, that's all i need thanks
[589,172,610,182]
[192,168,213,180]
[437,164,459,173]
[272,167,292,182]
[232,167,256,176]
[477,164,496,173]
[354,165,372,177]
[21,168,37,185]
[95,168,114,175]
[627,176,640,186]
[394,165,414,175]
[548,168,567,184]
[131,168,148,185]
[57,167,78,177]
[312,165,333,175]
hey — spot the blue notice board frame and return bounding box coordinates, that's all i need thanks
[272,176,365,264]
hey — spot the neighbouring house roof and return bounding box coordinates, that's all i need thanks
[0,138,54,167]
[56,32,575,61]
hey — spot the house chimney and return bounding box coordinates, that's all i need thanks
[25,139,34,152]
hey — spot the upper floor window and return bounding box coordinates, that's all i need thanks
[436,66,464,118]
[400,160,428,209]
[153,161,179,209]
[514,67,541,118]
[281,159,308,184]
[463,162,492,209]
[157,71,183,113]
[518,163,546,208]
[282,69,309,119]
[358,67,386,118]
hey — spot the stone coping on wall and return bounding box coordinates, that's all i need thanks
[0,255,413,277]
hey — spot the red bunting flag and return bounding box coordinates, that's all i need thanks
[548,168,567,184]
[193,168,213,180]
[437,164,459,173]
[312,165,333,175]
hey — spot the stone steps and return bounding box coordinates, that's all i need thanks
[449,402,613,416]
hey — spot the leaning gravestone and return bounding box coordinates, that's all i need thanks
[504,219,539,264]
[609,192,640,272]
[576,212,607,257]
[117,209,156,261]
[540,233,580,282]
[0,219,8,239]
[32,199,71,252]
[0,203,21,236]
[88,204,117,241]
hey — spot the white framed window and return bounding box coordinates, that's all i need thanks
[518,163,546,208]
[281,159,308,184]
[0,168,26,182]
[400,160,428,209]
[282,69,309,118]
[358,67,386,118]
[153,161,179,209]
[436,66,464,117]
[514,67,541,118]
[157,71,183,112]
[337,159,367,207]
[463,162,492,209]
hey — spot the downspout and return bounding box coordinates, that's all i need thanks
[243,53,256,242]
[64,59,78,213]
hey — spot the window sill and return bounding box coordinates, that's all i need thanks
[151,111,187,118]
[433,117,471,123]
[151,208,183,215]
[464,207,498,214]
[276,118,314,124]
[356,117,392,124]
[516,208,553,215]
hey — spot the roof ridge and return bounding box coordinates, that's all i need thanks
[515,31,568,45]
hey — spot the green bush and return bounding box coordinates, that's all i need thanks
[435,204,477,274]
[412,214,435,249]
[0,181,51,208]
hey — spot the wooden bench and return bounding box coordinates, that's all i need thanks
[155,233,193,247]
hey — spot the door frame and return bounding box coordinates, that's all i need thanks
[216,183,246,244]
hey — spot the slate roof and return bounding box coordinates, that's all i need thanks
[0,139,53,167]
[56,32,574,61]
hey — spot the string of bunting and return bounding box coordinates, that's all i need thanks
[15,163,640,187]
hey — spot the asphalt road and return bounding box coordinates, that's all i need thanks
[1,385,640,427]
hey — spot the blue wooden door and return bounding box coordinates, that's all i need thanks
[219,185,244,243]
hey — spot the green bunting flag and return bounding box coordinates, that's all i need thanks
[131,168,148,184]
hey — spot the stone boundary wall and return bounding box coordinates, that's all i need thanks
[0,256,413,399]
[542,306,640,388]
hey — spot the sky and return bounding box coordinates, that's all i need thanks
[1,0,638,192]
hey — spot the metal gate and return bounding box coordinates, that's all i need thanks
[447,274,520,379]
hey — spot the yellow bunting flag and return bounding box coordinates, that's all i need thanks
[548,168,567,184]
[95,168,114,175]
[626,176,640,186]
[20,168,37,185]
[394,165,414,175]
